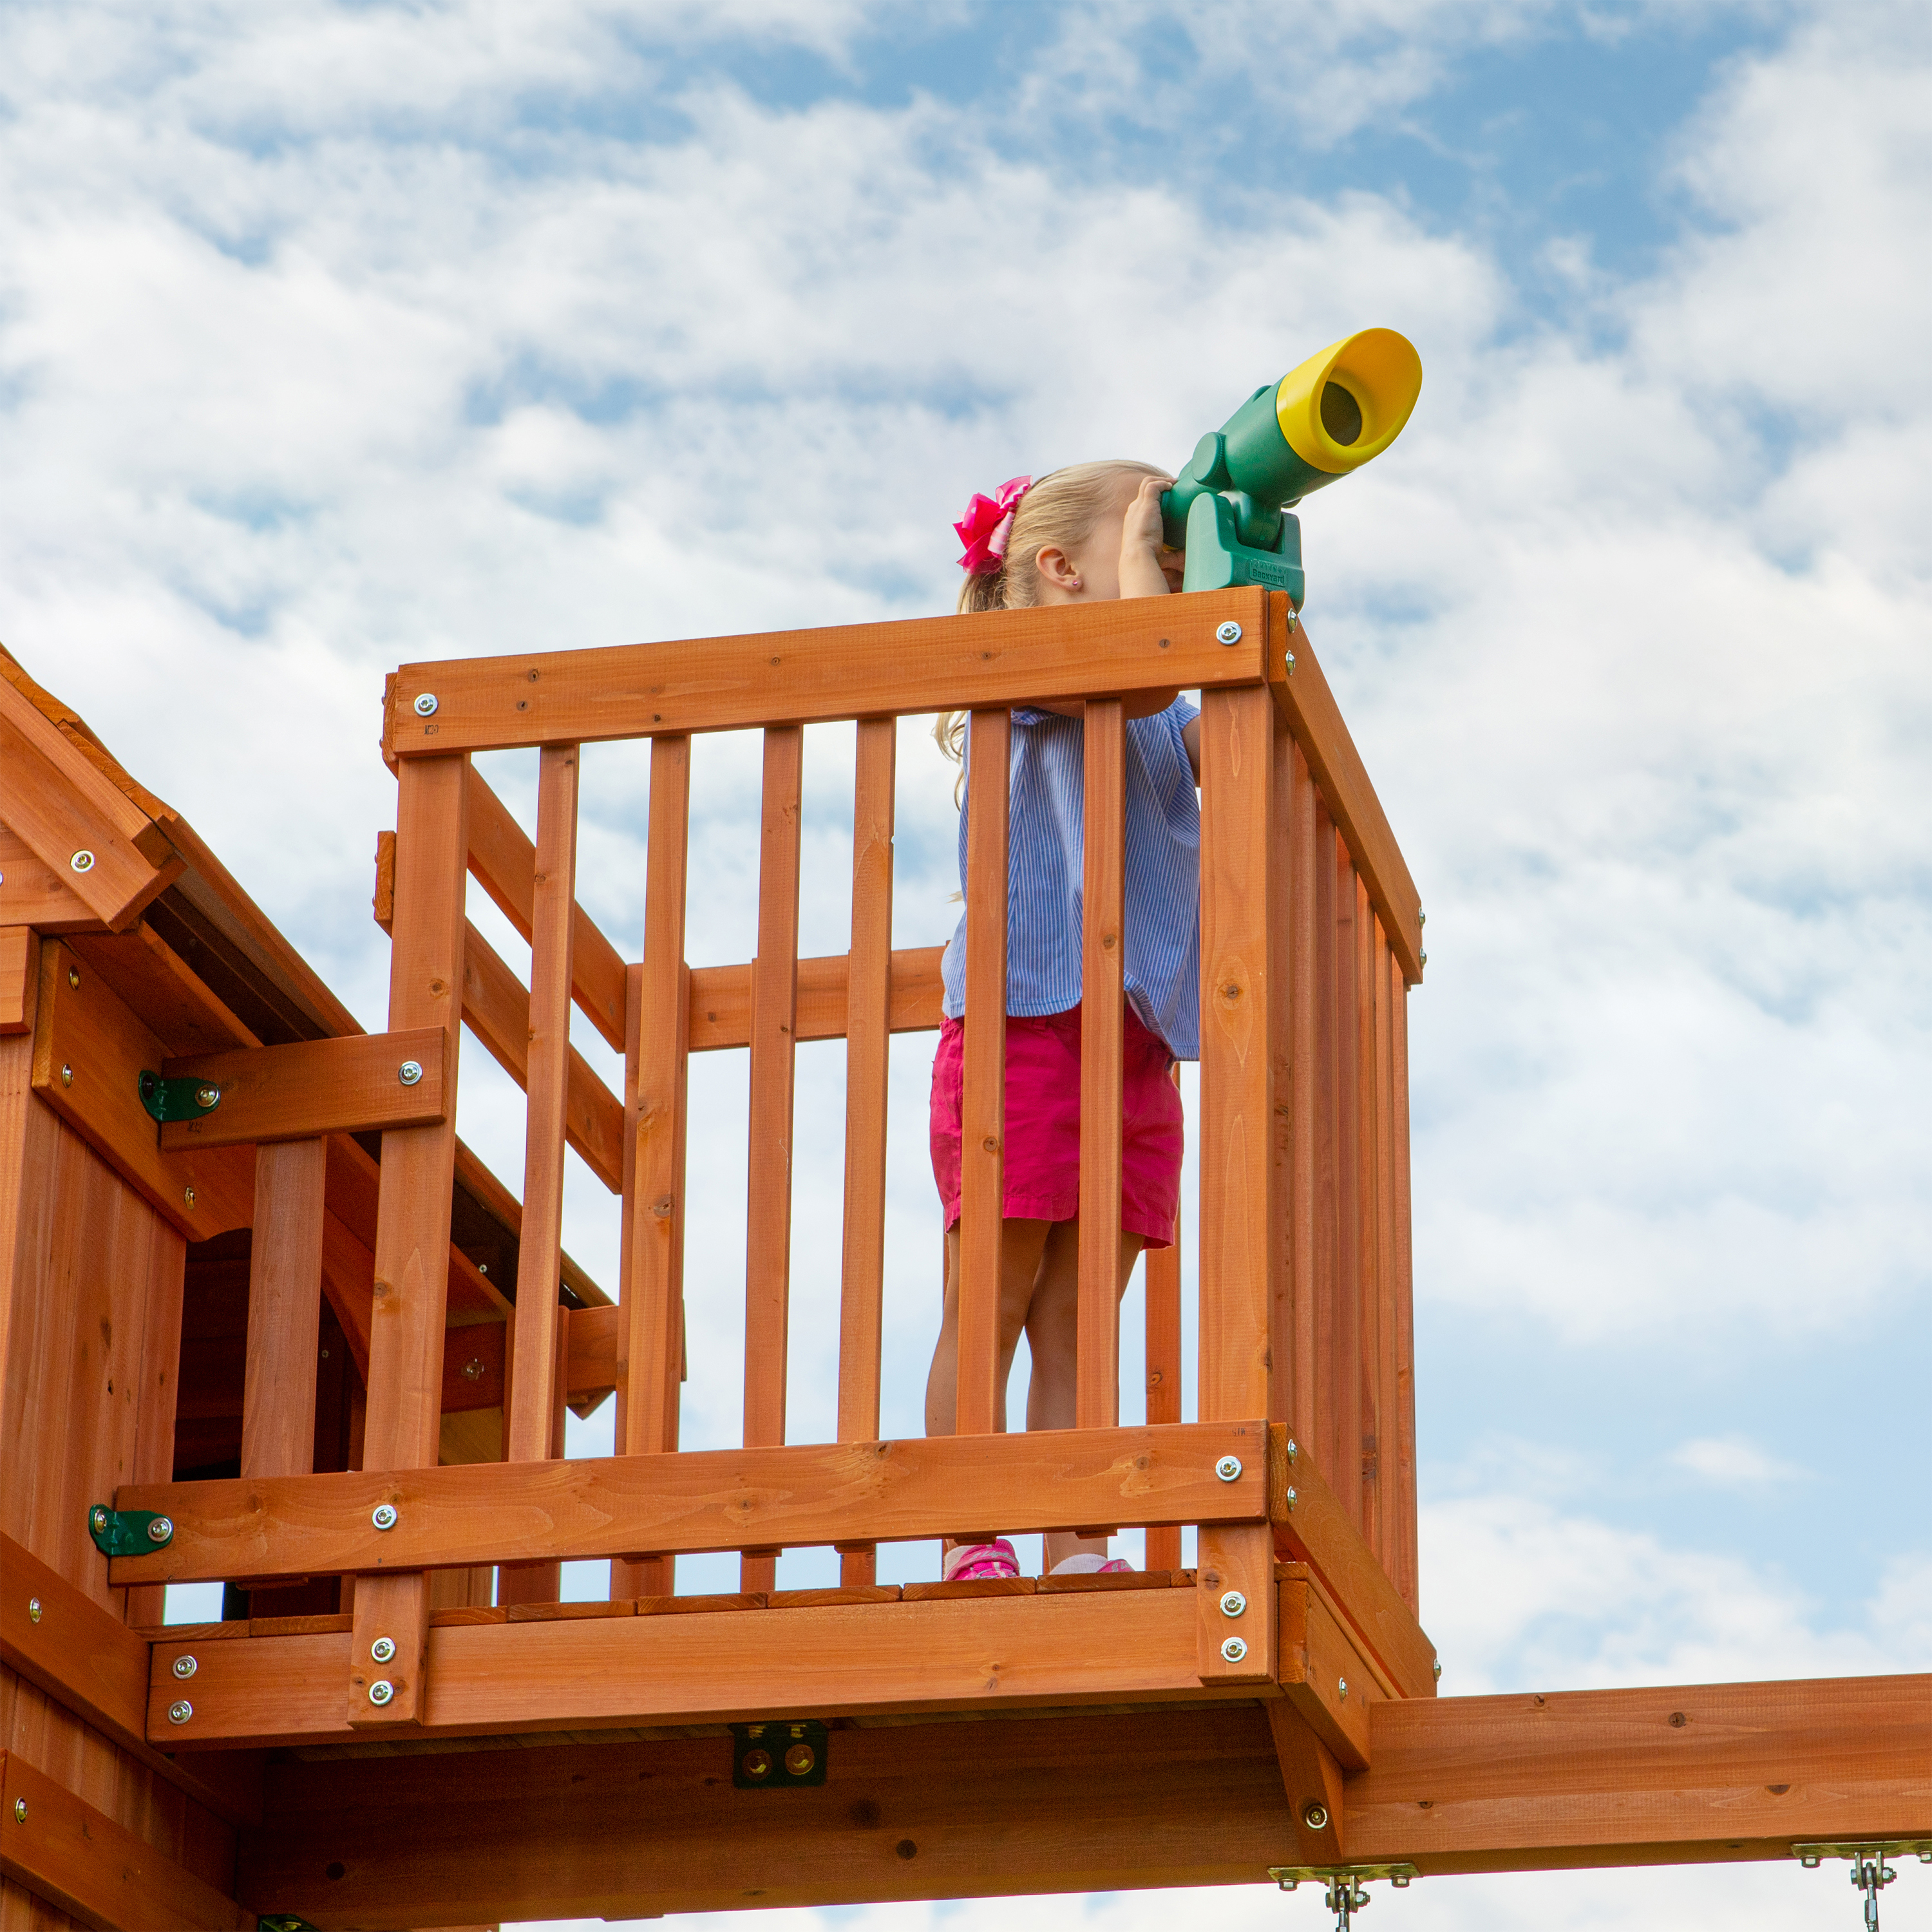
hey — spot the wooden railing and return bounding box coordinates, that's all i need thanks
[109,585,1429,1748]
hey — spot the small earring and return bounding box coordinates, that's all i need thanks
[1067,577,1082,591]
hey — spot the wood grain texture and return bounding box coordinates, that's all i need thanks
[111,1421,1268,1584]
[1287,739,1320,1446]
[838,720,895,1586]
[1265,712,1295,1432]
[386,590,1271,755]
[1328,836,1363,1532]
[1142,1194,1182,1574]
[688,945,943,1052]
[1265,601,1424,982]
[1077,697,1125,1432]
[0,932,33,1036]
[506,743,579,1466]
[1311,804,1343,1503]
[1354,871,1382,1560]
[0,829,94,933]
[464,761,625,1052]
[241,1138,325,1480]
[1371,916,1400,1578]
[1196,1520,1276,1688]
[65,922,260,1062]
[956,708,1010,1439]
[1278,1571,1382,1768]
[154,1027,447,1150]
[1388,949,1419,1615]
[1265,1700,1347,1864]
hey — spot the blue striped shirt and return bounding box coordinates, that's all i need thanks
[940,699,1202,1059]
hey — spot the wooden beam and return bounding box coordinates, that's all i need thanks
[464,761,627,1051]
[110,1420,1268,1584]
[0,927,34,1034]
[1266,601,1424,982]
[0,825,97,931]
[1265,1700,1347,1863]
[688,944,944,1051]
[1278,1566,1383,1770]
[154,1027,448,1150]
[0,1750,251,1931]
[241,1137,327,1479]
[386,589,1271,756]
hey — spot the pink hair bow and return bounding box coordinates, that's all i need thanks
[954,475,1032,575]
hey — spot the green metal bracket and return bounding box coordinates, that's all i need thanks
[731,1719,828,1790]
[259,1917,323,1932]
[88,1503,174,1557]
[138,1070,223,1124]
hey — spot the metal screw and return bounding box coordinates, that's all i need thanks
[1419,909,1427,926]
[1285,651,1297,676]
[413,693,439,717]
[372,1503,398,1531]
[1215,1455,1243,1482]
[1215,620,1243,645]
[1220,1635,1248,1663]
[1219,1591,1247,1618]
[461,1359,484,1382]
[1283,1486,1298,1511]
[743,1748,772,1779]
[172,1654,197,1679]
[1285,1438,1298,1463]
[183,1186,196,1209]
[91,1506,108,1531]
[1338,1676,1349,1701]
[28,1598,41,1623]
[167,1700,193,1725]
[1285,609,1300,632]
[12,1799,24,1823]
[70,849,96,874]
[194,1085,220,1109]
[368,1680,395,1706]
[1419,950,1428,967]
[398,1059,424,1086]
[148,1515,173,1542]
[1432,1656,1443,1680]
[1302,1801,1329,1832]
[60,1065,72,1086]
[370,1636,396,1664]
[66,967,79,989]
[784,1743,816,1777]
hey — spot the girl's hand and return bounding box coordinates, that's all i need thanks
[1119,475,1183,598]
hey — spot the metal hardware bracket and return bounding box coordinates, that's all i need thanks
[1270,1864,1419,1932]
[1794,1842,1932,1931]
[88,1504,174,1557]
[137,1070,221,1124]
[731,1719,829,1790]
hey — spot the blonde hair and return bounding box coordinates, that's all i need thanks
[935,459,1166,764]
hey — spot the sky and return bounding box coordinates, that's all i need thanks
[3,1,1929,1927]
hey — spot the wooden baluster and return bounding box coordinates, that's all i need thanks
[242,1139,327,1484]
[742,726,803,1595]
[1143,1179,1183,1573]
[1355,869,1382,1558]
[1287,739,1320,1450]
[1388,942,1420,1615]
[1195,685,1276,1686]
[1372,916,1401,1582]
[618,740,690,1602]
[957,708,1010,1440]
[837,719,895,1586]
[1267,708,1296,1432]
[1311,801,1343,1506]
[1077,697,1126,1430]
[1329,830,1364,1533]
[350,753,468,1728]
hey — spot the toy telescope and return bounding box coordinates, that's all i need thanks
[1162,327,1421,605]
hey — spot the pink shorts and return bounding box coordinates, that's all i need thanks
[929,1006,1183,1249]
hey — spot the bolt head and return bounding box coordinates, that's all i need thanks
[91,1506,109,1531]
[372,1503,399,1531]
[1285,1437,1298,1462]
[462,1358,484,1381]
[1219,1590,1247,1618]
[1215,1455,1243,1482]
[1432,1656,1443,1680]
[66,967,79,989]
[12,1798,24,1823]
[1302,1801,1329,1832]
[1338,1676,1349,1700]
[1285,651,1298,676]
[784,1743,817,1777]
[172,1654,197,1680]
[147,1515,173,1542]
[60,1065,73,1086]
[371,1636,397,1663]
[742,1748,772,1780]
[28,1598,41,1623]
[167,1699,193,1725]
[70,849,96,873]
[398,1059,424,1086]
[413,692,439,717]
[368,1680,395,1707]
[194,1085,220,1110]
[183,1186,196,1209]
[1219,1635,1249,1663]
[1215,620,1244,645]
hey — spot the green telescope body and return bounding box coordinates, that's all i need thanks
[1162,328,1422,605]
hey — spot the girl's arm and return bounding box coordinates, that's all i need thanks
[1182,711,1201,783]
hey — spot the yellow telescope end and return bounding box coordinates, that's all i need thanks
[1274,328,1423,476]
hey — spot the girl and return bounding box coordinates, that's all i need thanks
[925,461,1203,1580]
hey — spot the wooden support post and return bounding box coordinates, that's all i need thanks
[743,726,803,1595]
[1195,685,1278,1686]
[1327,829,1363,1531]
[1264,1702,1347,1864]
[1267,707,1296,1434]
[1077,697,1126,1430]
[957,708,1010,1439]
[1287,739,1320,1447]
[1143,1187,1182,1573]
[620,740,690,1601]
[1371,916,1400,1580]
[242,1137,327,1482]
[1355,870,1383,1559]
[350,753,468,1728]
[838,717,895,1586]
[1388,947,1419,1615]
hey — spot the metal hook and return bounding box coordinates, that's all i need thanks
[1793,1840,1931,1932]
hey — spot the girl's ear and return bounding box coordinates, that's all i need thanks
[1035,544,1083,594]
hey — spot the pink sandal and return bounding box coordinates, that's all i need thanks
[1048,1553,1133,1577]
[943,1539,1019,1581]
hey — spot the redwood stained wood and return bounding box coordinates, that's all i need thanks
[354,753,468,1730]
[743,726,804,1596]
[1372,918,1401,1581]
[241,1138,325,1481]
[66,921,261,1061]
[1311,802,1342,1499]
[957,708,1010,1438]
[0,930,33,1036]
[1142,1202,1182,1573]
[1329,835,1363,1531]
[1354,871,1382,1559]
[1264,1700,1346,1864]
[838,719,895,1586]
[464,761,625,1051]
[1388,949,1420,1614]
[0,829,94,932]
[506,743,579,1466]
[1266,711,1295,1434]
[1077,697,1125,1431]
[387,591,1271,755]
[1278,1573,1381,1768]
[111,1421,1267,1584]
[1287,739,1320,1444]
[688,945,944,1052]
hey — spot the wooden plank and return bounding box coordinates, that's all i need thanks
[1278,1571,1382,1769]
[1266,712,1295,1431]
[743,728,804,1595]
[1388,947,1420,1615]
[1354,870,1382,1559]
[28,938,256,1238]
[153,1027,447,1150]
[1077,697,1125,1431]
[0,1750,251,1931]
[1329,836,1364,1531]
[612,957,643,1600]
[1287,739,1320,1446]
[66,921,260,1059]
[1311,801,1343,1499]
[0,827,96,932]
[0,1536,150,1754]
[956,708,1010,1438]
[152,1587,1259,1750]
[506,744,579,1465]
[1142,1192,1182,1573]
[1264,1700,1347,1864]
[241,1139,325,1480]
[387,590,1271,755]
[353,753,469,1731]
[838,718,895,1587]
[0,930,33,1036]
[0,677,183,933]
[109,1421,1269,1584]
[688,944,944,1051]
[460,920,622,1192]
[1371,916,1400,1577]
[464,761,625,1051]
[1265,602,1424,981]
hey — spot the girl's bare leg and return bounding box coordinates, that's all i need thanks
[925,1218,1052,1440]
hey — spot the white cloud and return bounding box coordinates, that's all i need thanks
[1669,1433,1801,1486]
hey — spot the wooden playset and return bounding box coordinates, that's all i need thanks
[0,591,1925,1932]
